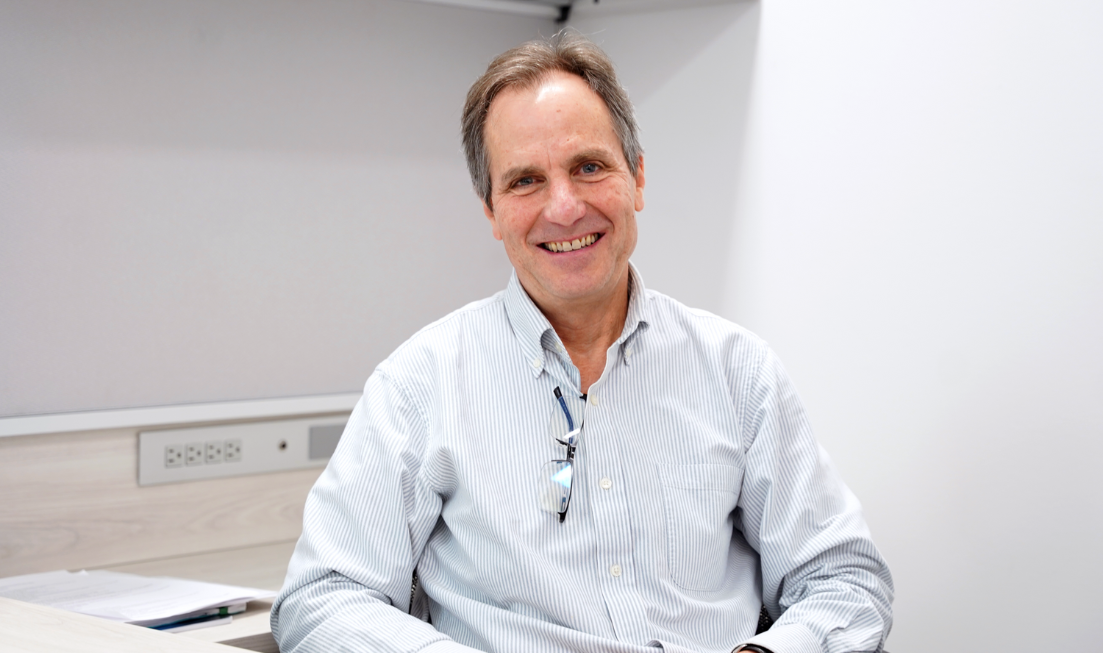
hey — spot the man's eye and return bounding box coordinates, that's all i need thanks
[513,177,535,188]
[580,163,601,174]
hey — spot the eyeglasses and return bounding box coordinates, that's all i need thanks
[537,386,584,523]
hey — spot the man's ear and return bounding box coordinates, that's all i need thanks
[634,154,646,213]
[482,200,503,241]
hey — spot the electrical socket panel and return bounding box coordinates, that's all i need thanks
[138,416,347,486]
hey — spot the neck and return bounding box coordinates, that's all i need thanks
[524,271,631,394]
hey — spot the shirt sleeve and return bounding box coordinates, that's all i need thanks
[270,367,480,653]
[734,347,894,653]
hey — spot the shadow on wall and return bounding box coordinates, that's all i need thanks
[0,0,552,158]
[571,1,760,314]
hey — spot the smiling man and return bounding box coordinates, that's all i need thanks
[272,32,893,653]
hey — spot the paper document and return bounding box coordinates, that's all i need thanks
[0,570,275,626]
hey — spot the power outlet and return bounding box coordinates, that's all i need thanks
[138,416,347,486]
[224,439,242,463]
[185,443,204,466]
[165,445,184,468]
[205,440,223,464]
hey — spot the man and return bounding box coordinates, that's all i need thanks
[272,32,893,653]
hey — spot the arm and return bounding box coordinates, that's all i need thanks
[271,369,479,653]
[734,348,894,653]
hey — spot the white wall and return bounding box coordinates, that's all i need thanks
[575,0,1103,649]
[0,0,543,417]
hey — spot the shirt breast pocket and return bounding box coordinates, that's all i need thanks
[658,463,743,592]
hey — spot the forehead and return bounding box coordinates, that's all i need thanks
[484,71,622,171]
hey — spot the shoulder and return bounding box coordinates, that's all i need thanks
[642,290,791,432]
[393,292,508,355]
[371,291,512,392]
[640,289,778,410]
[643,289,770,362]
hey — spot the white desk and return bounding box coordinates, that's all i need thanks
[0,540,297,653]
[0,597,242,653]
[2,540,295,652]
[101,540,298,653]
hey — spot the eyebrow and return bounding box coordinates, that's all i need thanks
[568,149,619,169]
[496,149,621,190]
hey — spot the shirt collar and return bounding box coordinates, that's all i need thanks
[503,263,651,377]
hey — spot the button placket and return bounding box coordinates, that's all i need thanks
[582,391,646,641]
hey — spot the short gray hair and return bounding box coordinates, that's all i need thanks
[461,30,643,208]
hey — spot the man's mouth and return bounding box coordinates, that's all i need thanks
[540,233,601,253]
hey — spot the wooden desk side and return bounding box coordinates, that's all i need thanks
[0,422,319,652]
[0,426,325,576]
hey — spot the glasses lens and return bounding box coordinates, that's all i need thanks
[538,459,573,515]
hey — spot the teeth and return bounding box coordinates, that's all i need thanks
[545,234,597,252]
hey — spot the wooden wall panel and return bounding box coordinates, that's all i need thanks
[0,428,324,576]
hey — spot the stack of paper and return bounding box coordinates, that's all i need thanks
[0,570,277,633]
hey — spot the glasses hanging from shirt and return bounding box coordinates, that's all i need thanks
[537,386,585,522]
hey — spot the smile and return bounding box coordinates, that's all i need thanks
[541,233,601,253]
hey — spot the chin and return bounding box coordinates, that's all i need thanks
[545,278,612,302]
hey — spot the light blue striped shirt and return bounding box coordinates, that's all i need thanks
[272,265,893,653]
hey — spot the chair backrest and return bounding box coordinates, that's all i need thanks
[755,605,773,634]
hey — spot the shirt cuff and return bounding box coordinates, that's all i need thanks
[736,623,821,653]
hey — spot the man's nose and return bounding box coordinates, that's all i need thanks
[543,177,586,226]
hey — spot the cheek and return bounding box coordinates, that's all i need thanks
[495,214,530,247]
[590,183,638,219]
[496,200,541,239]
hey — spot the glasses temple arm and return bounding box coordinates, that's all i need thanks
[552,386,575,432]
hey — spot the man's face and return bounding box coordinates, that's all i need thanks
[482,71,645,311]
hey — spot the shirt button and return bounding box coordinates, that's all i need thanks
[600,477,612,490]
[589,394,599,406]
[610,564,622,577]
[531,358,541,368]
